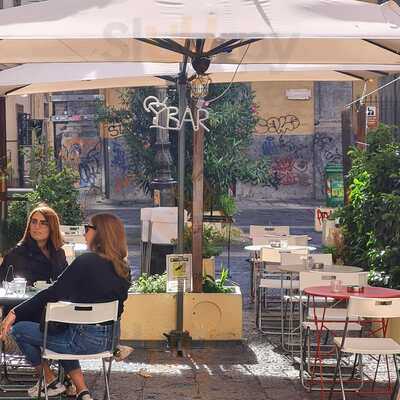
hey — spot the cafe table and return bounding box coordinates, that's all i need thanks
[278,265,364,351]
[301,285,400,396]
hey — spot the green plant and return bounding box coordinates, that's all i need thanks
[173,225,224,259]
[337,124,400,287]
[203,267,235,293]
[130,273,167,293]
[216,193,237,218]
[6,144,83,250]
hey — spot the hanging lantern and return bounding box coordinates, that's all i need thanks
[189,73,212,99]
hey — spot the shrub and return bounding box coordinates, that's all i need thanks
[337,124,400,287]
[130,273,167,293]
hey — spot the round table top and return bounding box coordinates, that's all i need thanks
[244,244,317,252]
[278,264,363,273]
[303,285,400,300]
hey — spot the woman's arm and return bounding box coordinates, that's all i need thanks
[12,254,89,322]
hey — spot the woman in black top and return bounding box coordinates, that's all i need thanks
[0,205,68,286]
[0,213,131,400]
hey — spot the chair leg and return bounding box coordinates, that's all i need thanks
[329,347,343,400]
[102,358,111,400]
[337,352,346,400]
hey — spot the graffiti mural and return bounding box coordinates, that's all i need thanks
[60,138,101,188]
[261,135,312,188]
[258,115,300,135]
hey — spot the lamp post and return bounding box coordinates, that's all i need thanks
[151,87,176,207]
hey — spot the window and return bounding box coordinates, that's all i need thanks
[0,0,3,9]
[13,0,21,6]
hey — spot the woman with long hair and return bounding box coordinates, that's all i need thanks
[0,213,131,400]
[0,204,67,285]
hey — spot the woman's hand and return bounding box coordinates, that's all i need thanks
[0,310,16,339]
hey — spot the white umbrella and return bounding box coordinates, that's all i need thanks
[0,62,370,96]
[0,0,398,64]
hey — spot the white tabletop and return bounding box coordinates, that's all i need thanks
[245,244,317,252]
[278,264,363,273]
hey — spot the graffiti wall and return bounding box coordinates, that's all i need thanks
[237,82,352,201]
[108,136,149,202]
[56,123,102,189]
[237,134,314,200]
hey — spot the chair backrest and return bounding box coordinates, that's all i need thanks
[299,271,368,291]
[60,225,86,244]
[280,252,304,266]
[311,253,333,265]
[252,235,284,246]
[347,296,400,319]
[287,235,309,246]
[45,301,119,324]
[249,225,290,238]
[260,248,281,263]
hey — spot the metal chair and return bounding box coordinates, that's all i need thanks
[329,297,400,400]
[41,301,118,400]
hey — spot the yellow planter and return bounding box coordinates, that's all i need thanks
[120,286,242,341]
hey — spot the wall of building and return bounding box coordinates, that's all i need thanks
[236,81,352,201]
[237,81,315,200]
[102,88,150,202]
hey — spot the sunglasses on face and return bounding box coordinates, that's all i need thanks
[31,218,49,228]
[84,224,97,234]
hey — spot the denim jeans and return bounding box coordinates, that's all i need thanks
[11,321,114,374]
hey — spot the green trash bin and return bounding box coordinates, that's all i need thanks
[325,164,344,207]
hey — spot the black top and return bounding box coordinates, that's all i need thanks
[0,237,68,286]
[14,252,131,322]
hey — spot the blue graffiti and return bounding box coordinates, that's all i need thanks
[110,140,129,175]
[262,137,280,156]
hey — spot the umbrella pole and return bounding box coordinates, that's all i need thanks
[165,61,192,357]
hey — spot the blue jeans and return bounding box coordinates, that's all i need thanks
[11,322,114,374]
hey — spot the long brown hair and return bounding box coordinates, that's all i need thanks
[20,205,64,250]
[89,213,129,279]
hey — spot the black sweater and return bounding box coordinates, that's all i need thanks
[0,238,67,286]
[14,252,130,323]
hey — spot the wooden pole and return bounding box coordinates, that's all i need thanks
[191,106,204,293]
[0,97,7,253]
[341,109,352,205]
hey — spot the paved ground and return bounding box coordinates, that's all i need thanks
[78,198,393,399]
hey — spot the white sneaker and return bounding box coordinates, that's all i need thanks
[76,390,93,400]
[28,378,66,398]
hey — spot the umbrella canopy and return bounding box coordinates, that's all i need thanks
[0,62,369,96]
[0,0,399,64]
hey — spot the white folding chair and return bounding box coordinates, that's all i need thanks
[299,272,367,391]
[60,225,86,244]
[330,297,400,400]
[249,225,290,238]
[287,235,309,246]
[41,301,119,400]
[311,253,333,265]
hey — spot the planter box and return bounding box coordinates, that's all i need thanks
[120,286,242,341]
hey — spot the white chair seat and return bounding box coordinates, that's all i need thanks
[303,321,362,331]
[333,337,400,355]
[259,278,299,289]
[43,349,113,360]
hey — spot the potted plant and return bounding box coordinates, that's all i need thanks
[179,224,224,278]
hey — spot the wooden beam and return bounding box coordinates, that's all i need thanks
[356,104,367,149]
[191,106,204,293]
[341,109,352,205]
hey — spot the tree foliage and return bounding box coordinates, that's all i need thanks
[338,124,400,287]
[96,83,279,211]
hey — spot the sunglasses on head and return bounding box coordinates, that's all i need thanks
[84,224,96,234]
